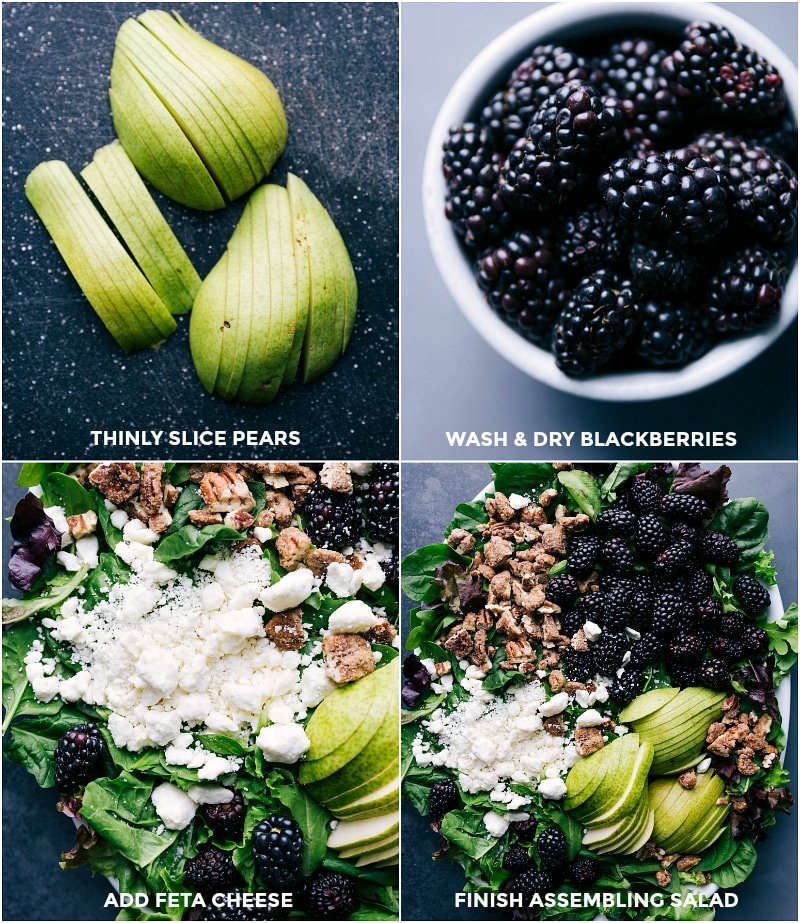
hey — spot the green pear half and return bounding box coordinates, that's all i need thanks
[308,752,398,809]
[25,161,177,352]
[330,774,399,821]
[618,687,680,724]
[355,843,399,867]
[110,11,286,209]
[337,832,399,860]
[567,733,640,816]
[327,811,399,851]
[582,787,651,855]
[577,741,653,826]
[630,687,725,734]
[81,141,201,315]
[650,771,726,848]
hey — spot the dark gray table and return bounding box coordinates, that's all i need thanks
[401,2,798,461]
[2,2,398,460]
[400,462,798,921]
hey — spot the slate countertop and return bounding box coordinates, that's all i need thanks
[2,2,399,460]
[400,462,798,922]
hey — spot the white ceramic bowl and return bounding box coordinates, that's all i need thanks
[424,2,798,402]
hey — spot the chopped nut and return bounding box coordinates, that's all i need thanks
[265,490,295,528]
[540,523,567,556]
[199,470,255,513]
[188,509,223,526]
[485,492,516,522]
[275,526,312,571]
[264,609,305,651]
[737,747,760,776]
[138,462,165,516]
[504,639,535,663]
[676,855,701,872]
[446,528,476,556]
[318,462,353,493]
[89,463,140,505]
[434,661,452,676]
[538,488,558,507]
[66,510,98,540]
[443,627,473,659]
[660,854,678,869]
[543,715,565,736]
[471,628,489,668]
[520,506,547,526]
[483,536,513,570]
[678,771,697,789]
[163,484,180,508]
[731,797,748,812]
[365,618,397,645]
[148,509,173,534]
[224,510,255,531]
[575,726,604,755]
[323,634,375,683]
[305,547,346,576]
[655,870,672,887]
[548,670,566,692]
[255,507,275,528]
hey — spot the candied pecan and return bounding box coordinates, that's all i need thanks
[200,470,255,513]
[275,527,312,571]
[66,510,98,539]
[323,634,375,683]
[737,747,760,776]
[305,547,346,576]
[543,715,566,737]
[548,669,566,692]
[188,509,223,526]
[89,463,140,505]
[483,536,513,570]
[138,462,165,516]
[224,510,255,531]
[538,489,558,507]
[678,771,697,790]
[319,462,353,493]
[265,609,306,651]
[575,727,604,755]
[148,509,173,534]
[447,528,476,556]
[676,856,701,873]
[444,627,474,659]
[365,619,397,645]
[485,493,516,523]
[265,490,294,528]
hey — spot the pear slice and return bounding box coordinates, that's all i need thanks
[571,733,641,819]
[355,843,399,867]
[282,176,312,385]
[287,173,357,383]
[25,161,177,352]
[110,51,224,211]
[327,812,399,851]
[300,669,382,763]
[81,141,201,316]
[618,687,680,724]
[330,775,399,821]
[309,753,399,810]
[338,833,398,860]
[579,741,653,826]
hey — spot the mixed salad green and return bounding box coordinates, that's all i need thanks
[401,462,796,921]
[3,462,399,921]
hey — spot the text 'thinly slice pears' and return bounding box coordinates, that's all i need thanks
[81,141,201,316]
[110,11,287,209]
[25,161,177,352]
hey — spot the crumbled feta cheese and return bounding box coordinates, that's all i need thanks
[616,725,629,736]
[697,757,712,773]
[594,684,609,704]
[507,493,530,510]
[483,811,510,837]
[58,671,91,703]
[625,627,642,641]
[574,689,591,709]
[123,519,159,545]
[31,675,60,702]
[576,709,605,728]
[198,754,239,780]
[358,557,386,591]
[538,692,569,716]
[110,509,129,529]
[256,723,311,764]
[253,526,273,543]
[539,778,568,800]
[325,563,363,598]
[187,785,234,805]
[56,551,82,572]
[327,600,379,634]
[75,536,99,568]
[300,665,336,707]
[136,649,180,698]
[583,621,602,641]
[260,569,314,612]
[151,783,196,830]
[52,615,84,643]
[44,506,71,547]
[201,582,226,611]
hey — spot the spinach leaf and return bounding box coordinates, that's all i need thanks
[710,838,757,888]
[694,829,738,871]
[17,463,70,487]
[557,470,601,520]
[5,705,96,787]
[275,784,330,876]
[94,492,124,548]
[168,464,193,486]
[155,524,243,563]
[600,463,653,499]
[2,620,62,730]
[193,734,252,757]
[491,463,556,497]
[41,472,96,515]
[445,501,489,536]
[2,565,88,625]
[708,498,769,564]
[401,544,468,603]
[321,854,398,886]
[166,484,204,534]
[81,774,179,866]
[83,553,131,610]
[440,808,498,860]
[401,691,447,726]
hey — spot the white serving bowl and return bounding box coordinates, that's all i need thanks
[424,2,798,402]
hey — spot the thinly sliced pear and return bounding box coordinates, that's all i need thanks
[312,756,399,811]
[188,250,229,393]
[326,812,399,851]
[287,173,357,383]
[81,141,201,316]
[136,11,287,180]
[282,176,312,385]
[355,844,399,867]
[337,833,399,860]
[618,687,680,724]
[110,52,224,211]
[25,161,177,352]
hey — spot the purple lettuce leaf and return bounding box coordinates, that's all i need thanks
[672,463,731,511]
[8,493,61,591]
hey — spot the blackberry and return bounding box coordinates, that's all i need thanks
[653,539,696,577]
[707,247,788,334]
[545,573,580,609]
[53,723,106,796]
[360,463,398,544]
[696,596,723,637]
[694,133,797,240]
[573,591,607,625]
[568,857,602,886]
[627,591,655,633]
[667,633,706,664]
[557,205,629,278]
[597,507,636,538]
[720,612,749,638]
[252,815,304,888]
[428,780,460,818]
[687,568,713,601]
[599,575,633,594]
[481,45,594,151]
[660,493,709,524]
[672,522,700,544]
[598,150,729,247]
[602,586,633,632]
[551,270,638,376]
[591,631,629,675]
[503,845,536,871]
[500,82,626,211]
[699,532,740,566]
[628,242,701,297]
[634,513,669,555]
[710,636,745,662]
[669,664,698,687]
[476,231,567,345]
[632,572,657,594]
[596,39,686,141]
[653,574,690,597]
[184,846,241,895]
[626,477,663,514]
[747,112,798,169]
[568,534,601,577]
[697,658,731,691]
[442,124,511,249]
[202,890,267,922]
[741,624,768,656]
[537,826,568,868]
[635,300,713,368]
[628,633,665,668]
[380,556,399,588]
[563,647,594,682]
[560,607,587,637]
[664,22,785,122]
[303,871,358,920]
[503,869,556,902]
[202,790,246,841]
[610,668,646,706]
[600,537,634,575]
[511,818,539,842]
[650,594,691,635]
[734,575,771,616]
[303,481,361,551]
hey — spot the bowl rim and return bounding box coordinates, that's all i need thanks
[423,0,799,403]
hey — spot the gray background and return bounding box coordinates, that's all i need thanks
[400,462,798,921]
[2,2,399,461]
[400,2,798,461]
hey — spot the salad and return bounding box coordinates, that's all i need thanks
[401,462,797,920]
[3,461,399,922]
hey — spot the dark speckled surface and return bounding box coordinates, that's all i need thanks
[2,2,398,460]
[400,463,798,922]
